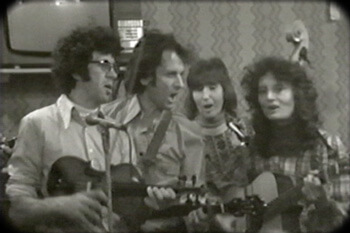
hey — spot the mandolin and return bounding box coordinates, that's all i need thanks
[47,155,202,231]
[47,156,203,198]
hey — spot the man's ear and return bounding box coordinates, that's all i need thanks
[140,76,152,86]
[72,73,82,81]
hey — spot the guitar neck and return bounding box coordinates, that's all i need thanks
[149,203,228,219]
[263,184,303,222]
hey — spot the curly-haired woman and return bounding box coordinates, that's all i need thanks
[241,56,349,233]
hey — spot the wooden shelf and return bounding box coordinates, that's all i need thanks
[0,68,51,74]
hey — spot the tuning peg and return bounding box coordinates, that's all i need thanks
[191,175,197,187]
[177,175,186,186]
[185,193,198,205]
[299,47,312,66]
[131,176,141,183]
[197,194,207,205]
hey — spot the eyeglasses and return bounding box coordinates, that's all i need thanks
[89,60,120,73]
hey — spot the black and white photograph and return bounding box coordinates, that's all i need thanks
[0,1,349,233]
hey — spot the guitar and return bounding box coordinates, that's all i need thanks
[243,172,302,233]
[238,168,349,233]
[47,156,264,230]
[217,172,304,233]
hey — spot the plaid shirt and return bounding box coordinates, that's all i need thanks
[248,129,350,232]
[249,129,350,202]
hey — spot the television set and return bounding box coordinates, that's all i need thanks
[0,0,112,73]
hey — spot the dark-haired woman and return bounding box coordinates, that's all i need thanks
[185,57,251,232]
[241,56,349,233]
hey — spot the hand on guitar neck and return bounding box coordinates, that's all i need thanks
[301,170,329,207]
[144,186,177,211]
[187,170,336,233]
[243,169,347,233]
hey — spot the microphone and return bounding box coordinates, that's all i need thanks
[85,115,126,130]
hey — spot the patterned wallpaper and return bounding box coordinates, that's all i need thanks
[0,1,349,148]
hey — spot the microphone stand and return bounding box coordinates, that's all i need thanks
[100,124,113,232]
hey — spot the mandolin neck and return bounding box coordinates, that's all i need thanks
[112,183,200,197]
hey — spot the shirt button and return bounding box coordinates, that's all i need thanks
[90,158,102,171]
[89,149,94,153]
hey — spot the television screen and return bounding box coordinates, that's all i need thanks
[6,0,111,54]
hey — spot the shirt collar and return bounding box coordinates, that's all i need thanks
[105,95,142,126]
[199,121,228,136]
[56,94,76,129]
[120,95,143,125]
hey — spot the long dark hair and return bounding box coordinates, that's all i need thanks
[186,57,237,120]
[241,56,320,157]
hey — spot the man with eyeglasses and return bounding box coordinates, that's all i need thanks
[5,26,174,233]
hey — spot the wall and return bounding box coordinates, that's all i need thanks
[140,0,350,147]
[0,1,349,148]
[0,74,59,137]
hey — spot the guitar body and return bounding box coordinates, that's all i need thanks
[246,172,304,233]
[217,184,249,232]
[245,172,282,233]
[216,172,281,233]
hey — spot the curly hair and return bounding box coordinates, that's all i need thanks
[124,29,191,94]
[241,56,320,157]
[186,57,237,120]
[51,26,121,94]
